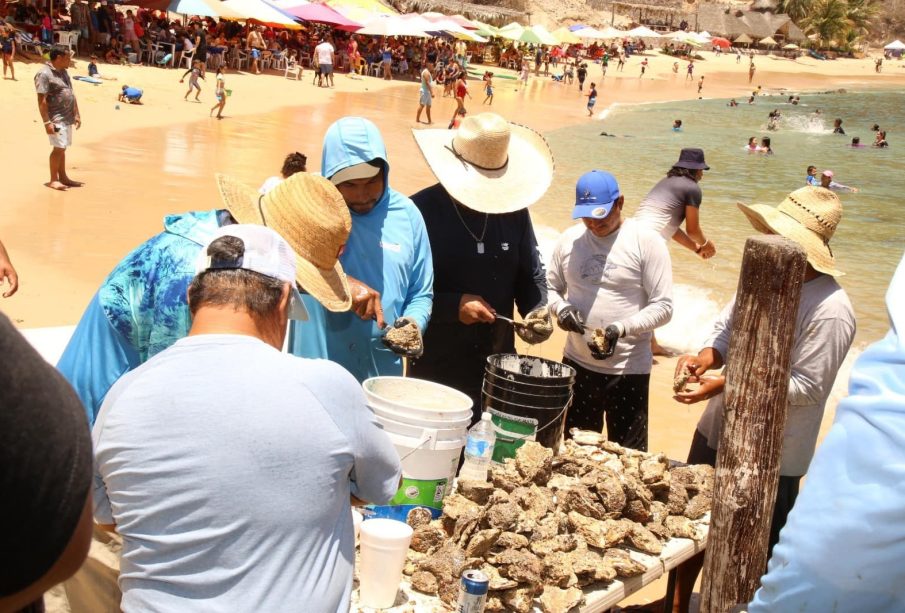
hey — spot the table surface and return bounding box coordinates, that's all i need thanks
[351,517,709,613]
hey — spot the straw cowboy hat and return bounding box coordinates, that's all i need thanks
[737,186,843,277]
[216,172,353,311]
[412,112,555,214]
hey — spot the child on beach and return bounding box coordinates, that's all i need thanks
[1,23,16,81]
[451,71,470,127]
[87,55,116,81]
[617,53,625,71]
[672,61,679,74]
[482,71,494,105]
[639,58,648,78]
[210,68,226,119]
[259,151,307,194]
[686,61,694,80]
[564,60,574,84]
[697,75,704,94]
[519,63,529,87]
[180,60,205,102]
[118,85,143,104]
[587,82,597,116]
[577,62,588,91]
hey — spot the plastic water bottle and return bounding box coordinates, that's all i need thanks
[458,412,496,482]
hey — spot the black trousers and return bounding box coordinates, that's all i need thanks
[562,357,650,452]
[688,429,801,555]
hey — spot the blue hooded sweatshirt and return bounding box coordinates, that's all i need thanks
[57,210,226,423]
[288,117,434,382]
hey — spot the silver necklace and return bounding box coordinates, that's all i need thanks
[450,195,489,254]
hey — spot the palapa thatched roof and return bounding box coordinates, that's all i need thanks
[611,0,683,15]
[694,5,804,43]
[393,0,522,22]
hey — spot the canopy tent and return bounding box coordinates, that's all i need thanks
[734,33,753,44]
[599,25,627,38]
[884,39,905,50]
[573,26,622,40]
[782,43,798,49]
[421,15,487,41]
[626,25,661,38]
[551,26,581,44]
[678,36,701,47]
[224,0,300,27]
[276,1,362,29]
[445,14,479,29]
[710,36,731,48]
[355,15,428,36]
[760,36,777,46]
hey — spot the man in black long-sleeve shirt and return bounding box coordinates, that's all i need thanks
[410,113,555,420]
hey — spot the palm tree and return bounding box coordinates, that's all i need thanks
[844,0,880,39]
[801,0,849,47]
[776,0,814,24]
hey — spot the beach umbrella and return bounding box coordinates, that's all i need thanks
[598,25,626,38]
[711,36,731,48]
[760,36,777,46]
[224,0,300,27]
[734,33,753,44]
[569,24,589,31]
[552,26,581,44]
[277,1,362,29]
[884,39,905,50]
[626,25,661,38]
[134,0,246,18]
[447,14,478,30]
[573,27,607,40]
[471,20,501,37]
[782,43,799,49]
[355,15,428,37]
[530,24,559,46]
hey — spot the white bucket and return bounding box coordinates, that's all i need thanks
[363,377,471,520]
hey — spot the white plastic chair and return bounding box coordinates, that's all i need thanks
[230,50,248,71]
[284,59,301,80]
[54,31,79,55]
[369,62,381,77]
[179,47,195,69]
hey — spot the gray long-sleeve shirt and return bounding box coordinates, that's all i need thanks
[696,274,856,476]
[547,219,674,375]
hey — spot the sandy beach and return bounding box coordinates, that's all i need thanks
[4,47,902,610]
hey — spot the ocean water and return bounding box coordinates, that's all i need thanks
[533,89,904,357]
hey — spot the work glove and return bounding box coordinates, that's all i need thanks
[587,323,622,360]
[555,304,586,334]
[516,307,554,345]
[381,317,423,358]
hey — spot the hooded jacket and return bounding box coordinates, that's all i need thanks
[57,210,226,423]
[289,117,433,382]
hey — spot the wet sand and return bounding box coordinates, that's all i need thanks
[4,49,901,611]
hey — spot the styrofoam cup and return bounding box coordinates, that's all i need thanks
[352,509,363,541]
[358,518,414,609]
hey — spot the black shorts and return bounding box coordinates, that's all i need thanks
[687,429,801,556]
[562,357,649,451]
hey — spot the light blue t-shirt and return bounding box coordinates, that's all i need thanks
[92,334,401,613]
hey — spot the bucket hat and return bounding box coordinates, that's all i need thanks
[673,148,710,170]
[215,172,353,311]
[737,186,843,277]
[411,112,555,214]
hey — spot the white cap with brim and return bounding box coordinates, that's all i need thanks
[329,161,382,186]
[195,224,309,320]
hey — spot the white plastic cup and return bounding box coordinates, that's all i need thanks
[358,518,414,609]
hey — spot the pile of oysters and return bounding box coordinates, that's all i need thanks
[402,430,713,613]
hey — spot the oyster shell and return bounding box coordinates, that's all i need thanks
[684,494,710,520]
[481,562,518,591]
[465,528,501,558]
[673,371,691,394]
[484,501,520,532]
[567,511,630,549]
[410,570,438,595]
[410,524,447,554]
[406,506,433,529]
[542,551,576,588]
[626,522,663,555]
[495,531,529,550]
[515,441,553,485]
[457,479,495,505]
[569,548,617,585]
[440,493,481,521]
[530,534,579,558]
[540,586,584,613]
[501,586,537,613]
[666,515,703,541]
[489,548,544,585]
[569,429,608,447]
[603,547,647,577]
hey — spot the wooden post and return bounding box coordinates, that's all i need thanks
[699,236,807,613]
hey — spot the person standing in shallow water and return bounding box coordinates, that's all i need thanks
[209,68,226,119]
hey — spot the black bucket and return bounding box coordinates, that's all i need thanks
[482,354,575,459]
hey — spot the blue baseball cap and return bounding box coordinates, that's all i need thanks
[572,170,621,220]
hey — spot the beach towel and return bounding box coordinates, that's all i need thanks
[74,76,102,85]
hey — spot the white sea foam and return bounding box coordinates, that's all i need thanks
[781,114,830,134]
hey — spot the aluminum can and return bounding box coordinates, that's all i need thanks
[457,569,489,613]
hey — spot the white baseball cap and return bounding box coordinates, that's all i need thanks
[195,224,308,320]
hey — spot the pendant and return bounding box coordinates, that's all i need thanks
[477,241,485,254]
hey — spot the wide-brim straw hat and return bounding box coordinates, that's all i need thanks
[412,112,554,214]
[216,172,353,311]
[737,186,843,277]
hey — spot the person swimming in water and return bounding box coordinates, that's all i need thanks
[851,136,865,148]
[806,165,819,185]
[833,118,846,135]
[673,119,683,131]
[746,136,758,151]
[759,136,773,154]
